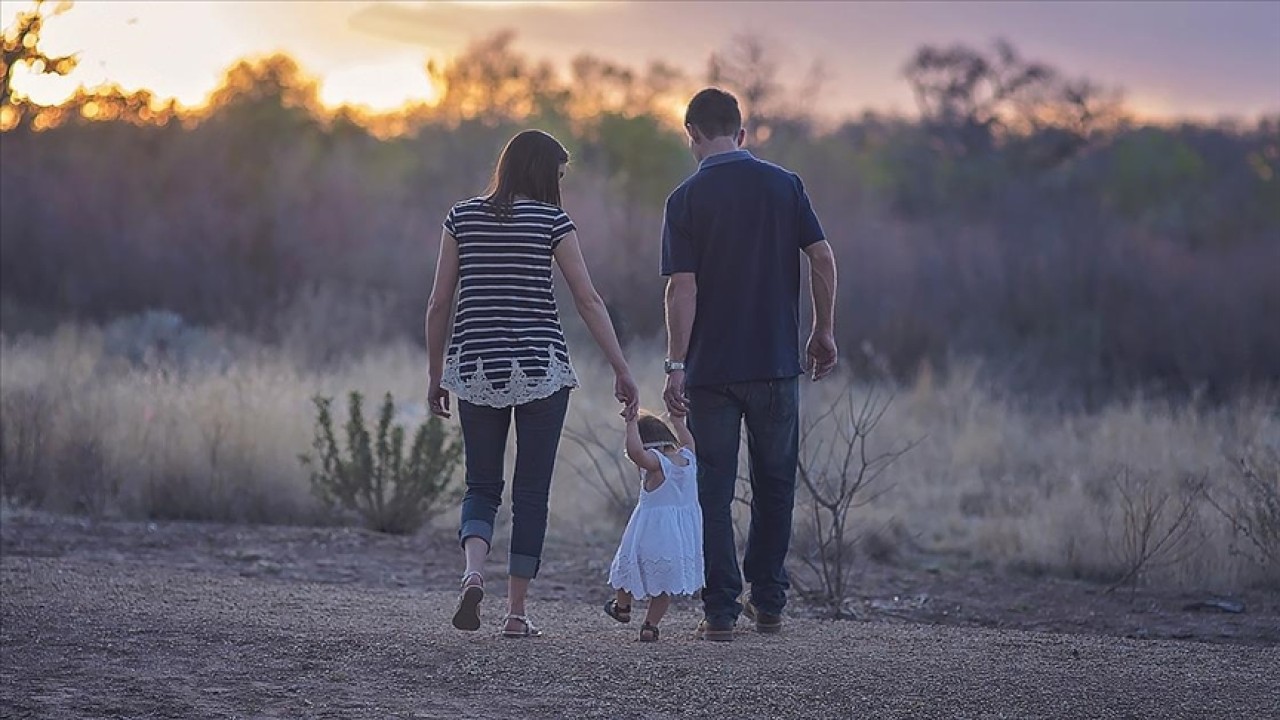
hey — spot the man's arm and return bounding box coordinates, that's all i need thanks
[803,240,838,380]
[663,272,697,415]
[665,272,697,365]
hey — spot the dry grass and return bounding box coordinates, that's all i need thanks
[2,323,1276,590]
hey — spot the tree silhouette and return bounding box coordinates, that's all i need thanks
[707,33,826,146]
[904,39,1122,160]
[1,0,78,130]
[427,31,563,126]
[707,34,785,146]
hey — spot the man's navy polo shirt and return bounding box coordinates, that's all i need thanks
[660,149,826,388]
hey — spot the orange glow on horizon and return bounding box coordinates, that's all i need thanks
[0,1,446,114]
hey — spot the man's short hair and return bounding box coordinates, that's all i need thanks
[685,88,742,140]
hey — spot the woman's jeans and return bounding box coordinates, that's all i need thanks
[456,388,570,579]
[688,378,799,625]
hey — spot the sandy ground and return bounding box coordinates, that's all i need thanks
[2,513,1278,719]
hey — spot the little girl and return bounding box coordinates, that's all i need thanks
[604,411,704,642]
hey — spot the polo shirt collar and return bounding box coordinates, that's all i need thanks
[698,149,753,170]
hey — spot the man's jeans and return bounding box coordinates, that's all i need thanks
[456,388,570,579]
[688,378,799,624]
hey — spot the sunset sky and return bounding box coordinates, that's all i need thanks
[3,0,1277,121]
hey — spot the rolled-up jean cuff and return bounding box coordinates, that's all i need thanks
[459,520,494,549]
[508,553,540,579]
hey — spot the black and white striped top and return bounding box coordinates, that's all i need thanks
[440,197,580,408]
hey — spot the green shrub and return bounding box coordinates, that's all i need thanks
[301,391,461,534]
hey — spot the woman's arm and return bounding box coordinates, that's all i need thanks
[624,418,663,473]
[425,229,460,417]
[553,230,639,419]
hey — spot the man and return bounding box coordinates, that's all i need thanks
[661,88,839,642]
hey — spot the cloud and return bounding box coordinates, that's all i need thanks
[347,3,469,51]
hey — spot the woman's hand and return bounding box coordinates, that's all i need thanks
[614,370,639,421]
[427,378,451,419]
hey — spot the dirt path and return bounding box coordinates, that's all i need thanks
[2,514,1278,719]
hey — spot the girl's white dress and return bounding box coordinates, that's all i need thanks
[608,447,705,598]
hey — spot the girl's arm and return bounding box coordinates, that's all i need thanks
[624,418,663,473]
[670,414,696,454]
[553,230,639,420]
[425,229,459,418]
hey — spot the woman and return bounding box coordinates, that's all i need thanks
[426,129,639,637]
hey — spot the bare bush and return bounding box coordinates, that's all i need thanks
[1206,448,1280,584]
[102,310,238,375]
[561,418,635,525]
[0,386,54,507]
[792,384,919,614]
[1103,468,1205,594]
[52,416,116,517]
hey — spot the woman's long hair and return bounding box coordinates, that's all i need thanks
[483,130,569,220]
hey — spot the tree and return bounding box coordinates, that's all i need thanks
[206,53,323,125]
[1,0,78,130]
[707,33,781,145]
[904,39,1122,161]
[427,31,564,126]
[706,33,826,147]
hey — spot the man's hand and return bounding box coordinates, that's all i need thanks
[663,370,689,417]
[805,330,838,381]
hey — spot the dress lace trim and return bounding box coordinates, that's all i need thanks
[609,553,704,598]
[441,346,579,408]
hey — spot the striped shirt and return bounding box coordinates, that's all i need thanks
[440,197,580,408]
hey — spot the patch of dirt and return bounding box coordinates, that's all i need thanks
[2,511,1278,719]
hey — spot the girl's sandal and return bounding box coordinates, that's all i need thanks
[603,599,632,624]
[639,622,660,643]
[501,614,543,638]
[451,572,484,631]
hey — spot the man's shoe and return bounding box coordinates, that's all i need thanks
[743,598,783,634]
[694,618,735,642]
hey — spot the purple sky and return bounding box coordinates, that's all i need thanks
[8,1,1277,119]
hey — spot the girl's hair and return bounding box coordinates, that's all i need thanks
[483,129,569,220]
[637,411,679,448]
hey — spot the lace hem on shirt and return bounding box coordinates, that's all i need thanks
[442,347,579,408]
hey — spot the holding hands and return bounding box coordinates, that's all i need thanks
[662,369,688,418]
[615,370,640,421]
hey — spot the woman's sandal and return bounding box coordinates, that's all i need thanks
[603,599,632,624]
[501,614,543,638]
[451,572,485,631]
[639,622,660,643]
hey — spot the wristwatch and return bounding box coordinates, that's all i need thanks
[663,359,686,374]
